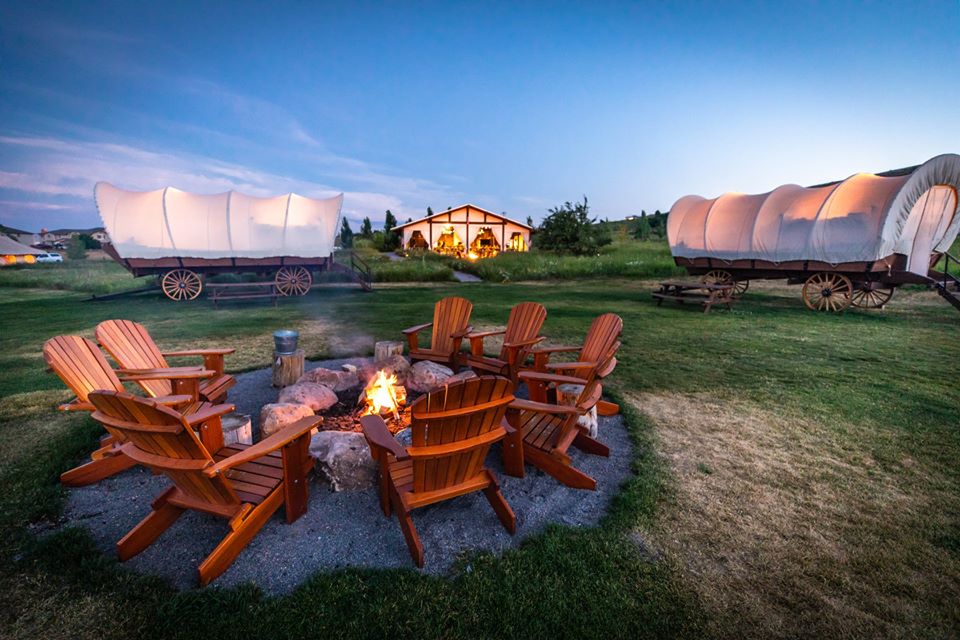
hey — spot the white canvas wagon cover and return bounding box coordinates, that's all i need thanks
[667,154,960,270]
[95,183,343,259]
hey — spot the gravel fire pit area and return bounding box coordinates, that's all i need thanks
[60,357,632,595]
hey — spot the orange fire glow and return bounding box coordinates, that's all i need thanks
[360,369,406,419]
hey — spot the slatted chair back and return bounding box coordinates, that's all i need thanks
[430,296,473,355]
[44,336,124,404]
[499,302,547,362]
[408,376,513,494]
[579,313,623,365]
[96,319,172,398]
[88,391,240,510]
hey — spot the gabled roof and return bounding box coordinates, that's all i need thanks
[392,204,533,231]
[0,224,35,235]
[0,235,44,255]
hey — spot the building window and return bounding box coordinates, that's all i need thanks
[434,225,465,258]
[407,230,428,250]
[468,226,501,259]
[507,232,527,251]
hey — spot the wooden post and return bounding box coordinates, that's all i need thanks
[272,349,305,388]
[375,340,405,362]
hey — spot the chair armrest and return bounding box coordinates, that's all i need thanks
[153,394,194,407]
[360,415,408,460]
[503,336,544,349]
[58,400,95,412]
[451,325,474,339]
[117,368,215,381]
[531,345,581,354]
[545,360,598,371]
[163,348,235,357]
[184,402,236,427]
[509,398,582,415]
[204,416,321,477]
[466,329,505,340]
[401,322,432,336]
[519,370,590,386]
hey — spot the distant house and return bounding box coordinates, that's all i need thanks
[393,205,532,259]
[39,227,110,244]
[0,224,39,246]
[0,235,44,265]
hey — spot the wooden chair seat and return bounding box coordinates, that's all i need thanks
[517,410,564,450]
[87,390,319,586]
[361,375,516,567]
[96,319,236,404]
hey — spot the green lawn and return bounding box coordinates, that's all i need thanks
[1,262,958,638]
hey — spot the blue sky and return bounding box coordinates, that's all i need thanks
[1,1,958,232]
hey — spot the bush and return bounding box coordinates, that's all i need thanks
[536,197,611,255]
[66,239,87,260]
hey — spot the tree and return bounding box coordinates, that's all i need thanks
[526,215,534,229]
[634,214,652,241]
[76,233,101,250]
[382,210,400,251]
[66,237,87,260]
[535,197,611,255]
[426,206,434,217]
[339,218,354,248]
[360,217,373,238]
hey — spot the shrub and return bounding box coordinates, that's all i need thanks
[536,197,611,255]
[66,239,87,260]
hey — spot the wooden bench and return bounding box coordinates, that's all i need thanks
[207,281,279,306]
[653,280,735,313]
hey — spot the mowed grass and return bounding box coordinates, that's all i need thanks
[0,263,959,638]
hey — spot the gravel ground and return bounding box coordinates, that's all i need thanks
[61,359,633,594]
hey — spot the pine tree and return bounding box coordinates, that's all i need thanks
[339,218,354,248]
[360,217,373,238]
[526,215,534,228]
[382,210,399,251]
[426,206,434,217]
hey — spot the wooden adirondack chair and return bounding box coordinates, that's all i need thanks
[360,375,516,567]
[464,302,546,384]
[523,313,623,416]
[502,379,608,490]
[87,390,319,586]
[96,319,236,403]
[402,296,473,369]
[43,335,228,486]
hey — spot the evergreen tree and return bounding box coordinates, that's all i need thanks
[526,215,534,228]
[360,217,373,238]
[382,210,400,251]
[426,206,434,216]
[339,218,354,248]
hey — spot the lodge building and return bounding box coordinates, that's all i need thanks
[393,204,532,259]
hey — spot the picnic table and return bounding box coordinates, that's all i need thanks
[652,280,735,313]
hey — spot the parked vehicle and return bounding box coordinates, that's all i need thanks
[35,252,63,263]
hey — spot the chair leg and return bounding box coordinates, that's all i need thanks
[524,445,597,490]
[596,400,620,416]
[198,489,282,586]
[573,431,610,457]
[501,428,525,478]
[117,487,184,560]
[482,477,516,534]
[393,490,424,568]
[60,452,137,487]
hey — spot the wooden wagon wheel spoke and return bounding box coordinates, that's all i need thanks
[161,269,202,301]
[851,284,894,309]
[275,266,313,297]
[702,269,748,298]
[802,272,851,312]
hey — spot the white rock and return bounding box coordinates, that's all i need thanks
[278,382,338,412]
[297,367,360,392]
[557,383,599,438]
[406,360,454,392]
[309,430,378,491]
[259,403,315,438]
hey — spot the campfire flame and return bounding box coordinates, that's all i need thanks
[360,369,406,420]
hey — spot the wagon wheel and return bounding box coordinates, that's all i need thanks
[160,269,202,301]
[275,266,312,296]
[850,283,895,309]
[702,269,749,296]
[802,272,853,312]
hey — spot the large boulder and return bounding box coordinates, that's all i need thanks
[359,354,411,386]
[259,403,315,438]
[297,367,360,392]
[406,360,454,392]
[309,430,377,491]
[278,382,338,412]
[441,369,477,388]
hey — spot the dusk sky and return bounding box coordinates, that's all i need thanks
[1,1,958,232]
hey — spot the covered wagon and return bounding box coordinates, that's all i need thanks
[666,154,960,310]
[95,183,367,301]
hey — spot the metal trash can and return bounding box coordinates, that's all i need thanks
[273,329,299,355]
